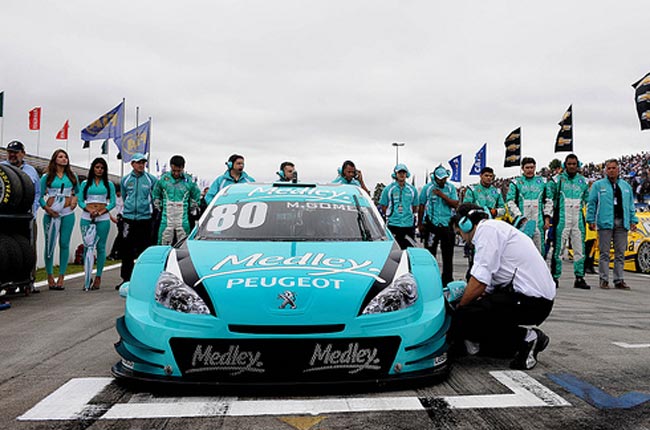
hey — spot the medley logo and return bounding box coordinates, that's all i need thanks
[196,252,385,286]
[304,342,381,374]
[243,186,352,203]
[188,344,265,376]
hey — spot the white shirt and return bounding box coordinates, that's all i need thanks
[470,219,556,301]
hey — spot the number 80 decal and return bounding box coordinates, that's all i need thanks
[206,202,268,232]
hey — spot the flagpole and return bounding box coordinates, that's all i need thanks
[148,116,152,173]
[0,91,4,146]
[37,128,41,157]
[120,98,125,180]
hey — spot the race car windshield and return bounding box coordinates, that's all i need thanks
[195,200,386,241]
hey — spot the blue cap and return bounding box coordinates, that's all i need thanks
[131,153,147,162]
[394,163,409,174]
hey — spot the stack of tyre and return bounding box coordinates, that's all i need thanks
[0,163,36,292]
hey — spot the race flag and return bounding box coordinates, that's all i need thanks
[554,105,573,152]
[469,143,487,176]
[0,91,4,117]
[55,120,69,140]
[632,72,650,130]
[101,139,109,155]
[504,127,522,167]
[80,101,124,142]
[29,107,41,130]
[449,154,462,182]
[115,120,151,162]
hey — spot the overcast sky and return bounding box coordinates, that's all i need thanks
[1,0,649,188]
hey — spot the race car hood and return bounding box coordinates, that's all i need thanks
[173,240,402,324]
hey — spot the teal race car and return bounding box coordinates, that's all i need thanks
[112,182,450,386]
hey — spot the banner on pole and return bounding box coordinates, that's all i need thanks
[29,107,41,130]
[632,73,650,130]
[449,154,462,182]
[504,127,521,167]
[115,120,151,162]
[56,120,69,140]
[554,105,573,152]
[80,102,124,142]
[469,143,487,176]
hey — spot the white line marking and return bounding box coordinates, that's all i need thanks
[612,342,650,349]
[18,371,570,421]
[34,263,121,288]
[17,377,113,421]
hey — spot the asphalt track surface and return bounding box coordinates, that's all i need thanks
[1,252,649,430]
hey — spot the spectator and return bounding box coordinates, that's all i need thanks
[117,153,157,290]
[587,159,638,290]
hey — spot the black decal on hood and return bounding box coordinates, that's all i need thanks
[175,243,217,316]
[357,242,403,315]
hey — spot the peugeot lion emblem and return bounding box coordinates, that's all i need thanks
[278,291,297,309]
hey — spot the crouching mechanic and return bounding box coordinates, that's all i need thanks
[379,164,418,249]
[153,155,201,245]
[449,203,556,370]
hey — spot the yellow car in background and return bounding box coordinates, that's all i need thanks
[594,211,650,273]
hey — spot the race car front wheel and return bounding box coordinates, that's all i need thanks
[635,242,650,274]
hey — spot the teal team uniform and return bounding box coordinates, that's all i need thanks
[78,179,117,278]
[506,175,552,252]
[547,171,589,280]
[379,182,419,227]
[39,173,80,276]
[153,171,202,245]
[462,183,505,217]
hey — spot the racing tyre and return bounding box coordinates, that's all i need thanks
[4,164,35,214]
[635,242,650,274]
[0,164,25,214]
[11,234,35,281]
[0,234,24,282]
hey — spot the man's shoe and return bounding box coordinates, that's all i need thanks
[115,281,125,291]
[532,328,550,356]
[554,278,559,289]
[599,280,611,289]
[614,281,631,290]
[510,336,539,370]
[574,277,591,290]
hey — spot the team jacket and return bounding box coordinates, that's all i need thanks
[586,177,638,230]
[121,170,158,220]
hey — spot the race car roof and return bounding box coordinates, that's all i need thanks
[215,183,372,206]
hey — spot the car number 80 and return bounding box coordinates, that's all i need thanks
[206,202,268,232]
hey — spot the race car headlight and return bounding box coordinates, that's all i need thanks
[155,271,211,315]
[361,273,419,315]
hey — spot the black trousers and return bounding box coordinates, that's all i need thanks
[120,218,153,282]
[388,225,415,250]
[450,289,554,357]
[425,223,455,287]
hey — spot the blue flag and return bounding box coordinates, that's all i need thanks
[80,102,124,142]
[469,143,487,176]
[448,154,462,182]
[115,120,151,162]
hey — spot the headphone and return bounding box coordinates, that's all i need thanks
[562,155,583,169]
[458,209,486,233]
[226,160,233,169]
[276,169,285,180]
[339,161,357,178]
[391,165,411,180]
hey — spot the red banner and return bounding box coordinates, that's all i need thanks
[29,107,41,130]
[56,120,69,140]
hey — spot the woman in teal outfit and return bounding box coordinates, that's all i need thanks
[40,149,79,290]
[78,157,116,290]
